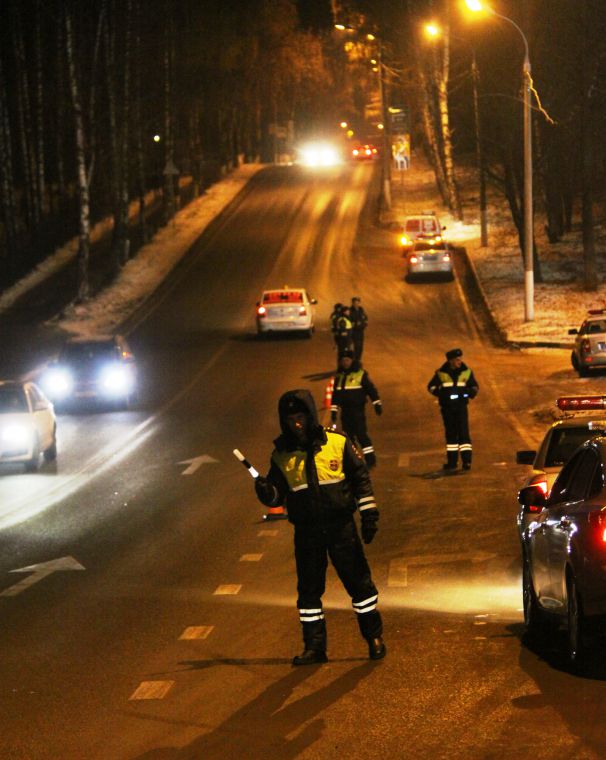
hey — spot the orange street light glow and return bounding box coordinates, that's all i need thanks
[425,23,440,37]
[465,0,484,11]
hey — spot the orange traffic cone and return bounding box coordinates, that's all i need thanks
[263,505,287,521]
[324,377,334,409]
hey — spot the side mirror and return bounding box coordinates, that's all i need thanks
[517,485,546,513]
[568,328,578,335]
[516,450,536,465]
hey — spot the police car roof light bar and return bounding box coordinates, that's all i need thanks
[556,396,606,411]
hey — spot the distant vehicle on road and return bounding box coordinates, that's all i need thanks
[404,240,453,281]
[0,380,57,472]
[296,141,342,168]
[399,211,446,253]
[41,335,137,410]
[518,428,606,666]
[351,144,378,160]
[256,288,317,338]
[569,309,606,376]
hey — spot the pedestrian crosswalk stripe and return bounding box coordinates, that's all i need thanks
[179,625,214,640]
[258,529,279,536]
[213,584,242,595]
[240,554,263,562]
[129,681,174,700]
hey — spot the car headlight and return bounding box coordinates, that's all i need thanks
[1,422,33,448]
[400,235,410,246]
[99,364,135,396]
[41,367,74,399]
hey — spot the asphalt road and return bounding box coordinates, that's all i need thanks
[1,162,606,759]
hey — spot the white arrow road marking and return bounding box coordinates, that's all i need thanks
[1,556,85,597]
[180,625,214,640]
[178,455,219,476]
[129,681,174,700]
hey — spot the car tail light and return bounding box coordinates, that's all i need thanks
[443,253,451,262]
[257,306,266,317]
[588,512,606,544]
[352,149,359,156]
[299,306,307,316]
[365,148,371,156]
[400,235,410,246]
[409,255,418,264]
[528,475,548,495]
[557,396,606,411]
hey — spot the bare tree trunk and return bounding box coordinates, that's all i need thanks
[581,0,597,291]
[117,0,132,266]
[64,9,91,302]
[133,0,148,243]
[34,0,46,217]
[163,2,176,223]
[0,56,18,281]
[419,68,448,205]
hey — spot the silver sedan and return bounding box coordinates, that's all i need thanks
[405,240,453,281]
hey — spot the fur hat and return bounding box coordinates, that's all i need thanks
[445,348,463,360]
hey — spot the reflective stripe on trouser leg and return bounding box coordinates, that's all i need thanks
[352,595,383,640]
[459,443,472,464]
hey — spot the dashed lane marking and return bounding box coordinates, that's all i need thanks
[213,584,242,595]
[258,529,279,537]
[179,625,214,640]
[240,554,263,562]
[129,681,174,700]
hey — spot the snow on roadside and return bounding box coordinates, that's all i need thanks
[393,160,606,346]
[50,163,264,338]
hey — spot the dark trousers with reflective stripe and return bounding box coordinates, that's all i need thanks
[341,408,375,467]
[294,519,382,650]
[440,403,471,467]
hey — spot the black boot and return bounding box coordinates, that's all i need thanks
[292,649,328,666]
[367,637,386,660]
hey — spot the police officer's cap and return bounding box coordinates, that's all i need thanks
[339,349,355,360]
[284,397,308,415]
[446,348,463,360]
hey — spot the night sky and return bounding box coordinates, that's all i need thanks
[297,0,334,30]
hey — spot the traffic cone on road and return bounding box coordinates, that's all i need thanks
[263,505,287,521]
[324,377,334,409]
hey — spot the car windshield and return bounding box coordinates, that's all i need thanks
[544,426,602,467]
[263,291,303,304]
[0,387,28,413]
[61,342,116,363]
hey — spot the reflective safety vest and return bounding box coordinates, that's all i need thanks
[335,368,364,391]
[437,368,471,388]
[336,316,352,333]
[271,431,346,492]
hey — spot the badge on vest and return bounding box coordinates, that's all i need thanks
[329,459,339,471]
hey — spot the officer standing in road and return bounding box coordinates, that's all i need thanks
[330,303,343,349]
[330,349,382,468]
[254,389,385,665]
[334,305,353,354]
[349,296,368,361]
[427,348,479,470]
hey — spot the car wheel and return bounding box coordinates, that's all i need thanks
[523,560,545,639]
[43,429,57,462]
[571,351,579,371]
[566,573,588,667]
[25,437,41,473]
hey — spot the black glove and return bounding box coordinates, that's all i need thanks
[468,387,478,399]
[361,510,379,544]
[255,476,275,503]
[374,402,383,416]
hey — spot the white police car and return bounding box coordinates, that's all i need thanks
[569,309,606,376]
[256,287,317,338]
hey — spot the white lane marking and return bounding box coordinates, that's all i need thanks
[180,625,214,640]
[129,681,174,700]
[387,561,408,588]
[398,449,444,467]
[258,530,278,537]
[213,584,242,595]
[0,556,85,598]
[240,554,263,562]
[178,454,219,475]
[388,551,497,589]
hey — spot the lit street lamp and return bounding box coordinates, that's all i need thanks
[465,0,534,321]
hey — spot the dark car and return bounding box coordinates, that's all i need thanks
[40,335,137,410]
[518,433,606,666]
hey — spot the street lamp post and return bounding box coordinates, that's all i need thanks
[465,1,534,321]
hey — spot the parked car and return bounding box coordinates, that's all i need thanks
[0,380,57,472]
[351,144,378,160]
[404,240,453,281]
[40,335,137,410]
[569,309,606,376]
[256,287,317,337]
[399,211,446,252]
[518,432,606,666]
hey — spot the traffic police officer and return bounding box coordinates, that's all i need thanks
[427,348,479,470]
[330,303,343,349]
[254,389,385,665]
[334,306,353,354]
[330,349,382,468]
[350,296,368,360]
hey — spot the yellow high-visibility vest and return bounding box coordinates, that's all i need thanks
[271,431,346,492]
